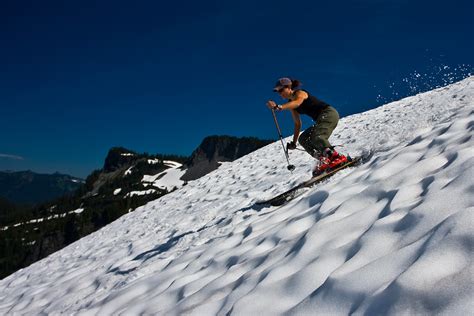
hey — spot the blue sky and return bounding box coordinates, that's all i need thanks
[1,0,473,178]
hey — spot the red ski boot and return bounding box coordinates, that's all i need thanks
[312,155,331,177]
[326,148,348,169]
[312,148,349,177]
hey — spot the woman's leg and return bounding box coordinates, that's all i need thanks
[298,127,318,157]
[299,107,339,156]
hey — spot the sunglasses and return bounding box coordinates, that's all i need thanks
[276,87,287,93]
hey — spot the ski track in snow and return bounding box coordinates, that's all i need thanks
[0,77,473,315]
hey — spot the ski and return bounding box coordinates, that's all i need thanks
[257,156,363,206]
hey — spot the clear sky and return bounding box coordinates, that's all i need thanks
[1,0,473,178]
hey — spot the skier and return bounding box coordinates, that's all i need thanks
[266,77,348,176]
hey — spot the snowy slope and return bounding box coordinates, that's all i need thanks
[0,77,473,315]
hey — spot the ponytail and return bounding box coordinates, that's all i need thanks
[291,79,302,89]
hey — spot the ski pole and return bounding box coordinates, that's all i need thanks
[271,108,296,171]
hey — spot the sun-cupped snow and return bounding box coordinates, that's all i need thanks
[0,77,472,315]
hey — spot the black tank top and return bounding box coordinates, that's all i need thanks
[292,89,331,121]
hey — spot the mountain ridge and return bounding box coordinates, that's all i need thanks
[0,135,274,279]
[0,170,84,205]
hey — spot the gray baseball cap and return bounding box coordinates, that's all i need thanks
[273,77,292,91]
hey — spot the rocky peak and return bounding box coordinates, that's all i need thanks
[181,135,273,181]
[103,147,139,172]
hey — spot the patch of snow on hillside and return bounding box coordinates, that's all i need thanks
[148,159,160,164]
[73,208,84,214]
[124,189,157,198]
[164,160,183,168]
[142,160,186,191]
[124,167,133,176]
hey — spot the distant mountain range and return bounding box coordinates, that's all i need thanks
[0,171,84,205]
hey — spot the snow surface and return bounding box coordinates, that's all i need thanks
[142,161,185,191]
[0,77,473,315]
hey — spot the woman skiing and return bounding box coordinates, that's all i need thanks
[266,77,348,176]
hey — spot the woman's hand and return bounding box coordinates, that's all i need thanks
[266,100,277,109]
[287,141,297,150]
